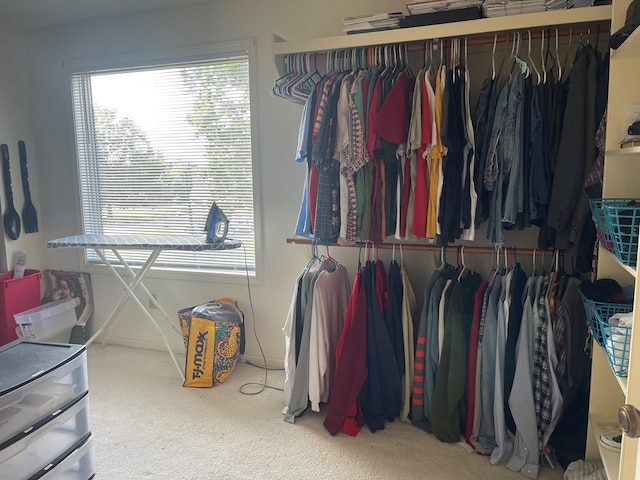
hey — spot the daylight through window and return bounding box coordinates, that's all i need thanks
[71,50,256,274]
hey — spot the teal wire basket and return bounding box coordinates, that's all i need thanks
[580,291,633,347]
[600,313,633,377]
[601,199,640,267]
[588,198,615,253]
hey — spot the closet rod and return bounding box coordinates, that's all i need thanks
[286,237,557,256]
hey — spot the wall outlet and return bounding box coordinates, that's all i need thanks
[149,293,158,309]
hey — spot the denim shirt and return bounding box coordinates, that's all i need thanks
[502,72,524,226]
[483,81,510,192]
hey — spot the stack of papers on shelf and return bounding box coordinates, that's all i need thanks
[406,0,483,15]
[545,0,567,10]
[482,0,547,17]
[343,12,404,33]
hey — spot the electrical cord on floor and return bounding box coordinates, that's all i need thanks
[236,241,284,396]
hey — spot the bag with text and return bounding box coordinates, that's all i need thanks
[183,301,244,388]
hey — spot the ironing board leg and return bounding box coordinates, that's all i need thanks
[86,248,186,381]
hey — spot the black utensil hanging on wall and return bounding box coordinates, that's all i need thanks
[18,141,38,233]
[1,144,21,240]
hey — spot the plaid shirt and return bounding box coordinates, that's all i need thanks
[533,277,552,452]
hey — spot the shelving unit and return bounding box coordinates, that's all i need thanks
[591,414,623,480]
[586,0,640,477]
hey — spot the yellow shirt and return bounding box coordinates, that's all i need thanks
[426,68,446,238]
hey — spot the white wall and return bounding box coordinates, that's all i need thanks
[21,0,551,364]
[0,17,45,274]
[23,0,416,364]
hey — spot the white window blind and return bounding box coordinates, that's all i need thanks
[71,51,256,274]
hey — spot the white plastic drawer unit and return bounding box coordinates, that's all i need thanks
[0,393,91,479]
[34,433,95,480]
[0,341,88,446]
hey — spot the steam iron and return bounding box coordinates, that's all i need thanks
[204,202,229,243]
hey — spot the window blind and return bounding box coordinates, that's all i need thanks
[71,53,255,274]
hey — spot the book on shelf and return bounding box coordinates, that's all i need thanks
[344,18,402,33]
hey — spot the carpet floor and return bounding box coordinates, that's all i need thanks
[86,344,567,480]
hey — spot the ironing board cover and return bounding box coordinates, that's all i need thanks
[48,234,241,251]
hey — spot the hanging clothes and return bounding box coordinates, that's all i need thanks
[283,262,323,423]
[308,261,350,411]
[546,44,598,249]
[283,257,350,423]
[360,260,402,432]
[324,266,368,436]
[464,279,489,451]
[506,275,540,479]
[431,268,482,443]
[399,260,417,423]
[477,269,503,452]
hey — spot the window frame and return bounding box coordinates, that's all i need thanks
[63,39,263,283]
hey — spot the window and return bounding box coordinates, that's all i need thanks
[70,42,257,275]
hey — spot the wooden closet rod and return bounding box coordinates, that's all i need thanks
[286,237,557,256]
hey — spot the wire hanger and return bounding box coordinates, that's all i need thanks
[555,28,562,82]
[527,31,541,84]
[540,29,547,85]
[562,27,574,79]
[492,34,497,79]
[457,245,468,281]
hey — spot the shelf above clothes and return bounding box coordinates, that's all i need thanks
[272,5,612,57]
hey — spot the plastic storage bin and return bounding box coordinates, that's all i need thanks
[14,298,77,341]
[0,341,88,445]
[38,433,95,480]
[0,269,42,346]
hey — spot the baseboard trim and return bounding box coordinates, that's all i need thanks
[94,337,284,370]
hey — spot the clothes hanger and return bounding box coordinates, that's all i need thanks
[491,34,497,80]
[513,32,529,77]
[540,29,547,85]
[438,246,446,271]
[496,33,511,81]
[305,239,320,270]
[492,245,501,278]
[457,245,469,282]
[322,245,338,272]
[555,28,562,82]
[561,27,573,81]
[527,31,541,84]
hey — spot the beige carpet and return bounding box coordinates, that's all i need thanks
[86,344,566,480]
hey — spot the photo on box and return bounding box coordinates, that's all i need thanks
[41,270,94,327]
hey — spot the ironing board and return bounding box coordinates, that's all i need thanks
[48,234,242,381]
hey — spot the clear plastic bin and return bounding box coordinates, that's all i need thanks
[14,298,77,341]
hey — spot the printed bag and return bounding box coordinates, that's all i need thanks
[183,300,244,388]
